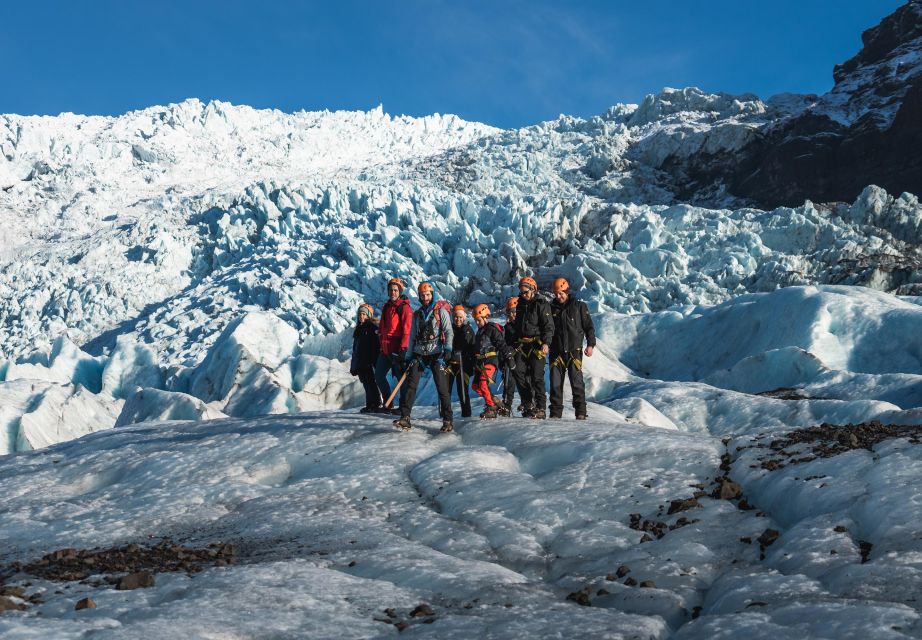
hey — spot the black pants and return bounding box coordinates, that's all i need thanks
[357,366,382,408]
[446,365,472,417]
[549,351,586,417]
[400,355,453,421]
[513,349,547,411]
[503,354,523,408]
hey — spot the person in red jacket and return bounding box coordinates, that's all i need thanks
[375,277,413,413]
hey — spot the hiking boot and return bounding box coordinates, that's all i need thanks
[497,405,511,417]
[360,406,381,414]
[575,414,588,421]
[389,407,402,416]
[529,408,547,420]
[517,404,525,414]
[549,411,563,419]
[440,420,454,433]
[481,405,499,420]
[392,416,412,431]
[519,405,533,417]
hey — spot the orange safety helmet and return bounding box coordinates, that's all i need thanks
[417,281,434,295]
[473,304,491,320]
[452,304,467,315]
[518,277,538,291]
[505,296,519,310]
[553,277,570,293]
[387,277,405,292]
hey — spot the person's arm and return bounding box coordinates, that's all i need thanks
[581,301,596,355]
[440,308,454,356]
[540,300,554,354]
[399,302,412,353]
[404,313,418,360]
[494,325,512,360]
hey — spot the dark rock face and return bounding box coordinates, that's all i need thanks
[682,1,922,208]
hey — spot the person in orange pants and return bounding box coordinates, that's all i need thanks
[470,304,515,419]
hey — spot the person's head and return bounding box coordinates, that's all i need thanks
[505,296,518,320]
[418,282,434,306]
[387,277,405,302]
[519,277,538,301]
[553,277,570,304]
[473,304,490,328]
[453,304,467,327]
[357,303,374,324]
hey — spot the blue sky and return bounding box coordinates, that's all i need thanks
[0,1,905,128]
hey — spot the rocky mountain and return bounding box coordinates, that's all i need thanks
[680,0,922,207]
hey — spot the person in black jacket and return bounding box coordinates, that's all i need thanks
[446,304,476,417]
[470,304,513,419]
[351,303,383,413]
[511,277,554,419]
[502,297,522,415]
[549,278,596,420]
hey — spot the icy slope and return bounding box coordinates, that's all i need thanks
[0,404,919,639]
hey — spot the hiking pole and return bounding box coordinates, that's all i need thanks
[384,360,413,409]
[458,352,470,407]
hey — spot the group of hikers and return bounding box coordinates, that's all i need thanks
[350,276,596,433]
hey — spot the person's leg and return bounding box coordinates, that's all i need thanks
[399,361,422,418]
[359,367,381,408]
[549,359,565,418]
[472,370,492,404]
[512,353,533,411]
[374,353,393,405]
[530,355,547,414]
[570,358,587,418]
[431,360,453,422]
[458,369,472,417]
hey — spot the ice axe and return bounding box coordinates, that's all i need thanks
[384,359,414,408]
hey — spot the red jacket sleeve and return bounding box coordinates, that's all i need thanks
[399,301,413,351]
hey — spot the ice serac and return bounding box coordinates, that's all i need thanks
[184,311,361,417]
[15,383,119,452]
[188,311,300,416]
[115,387,228,427]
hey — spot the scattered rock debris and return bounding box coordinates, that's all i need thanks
[667,498,700,515]
[0,596,27,613]
[754,421,922,470]
[409,603,434,618]
[75,597,96,610]
[117,571,155,591]
[7,539,236,585]
[756,387,818,400]
[566,589,592,607]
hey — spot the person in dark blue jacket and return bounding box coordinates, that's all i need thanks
[351,303,382,413]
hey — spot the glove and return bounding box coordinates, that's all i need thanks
[506,355,516,371]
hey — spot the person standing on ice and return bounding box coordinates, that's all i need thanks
[549,277,595,420]
[446,304,475,418]
[393,281,455,433]
[350,303,383,413]
[511,277,554,419]
[502,296,523,414]
[376,277,413,413]
[470,304,514,419]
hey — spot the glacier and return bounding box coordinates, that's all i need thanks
[1,56,922,637]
